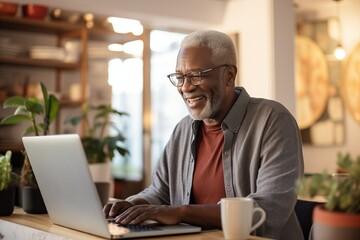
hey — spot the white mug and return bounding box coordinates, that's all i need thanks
[221,197,266,240]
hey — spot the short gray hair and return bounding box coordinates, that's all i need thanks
[180,30,237,65]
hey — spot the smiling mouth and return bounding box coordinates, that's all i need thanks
[187,96,204,104]
[184,95,206,109]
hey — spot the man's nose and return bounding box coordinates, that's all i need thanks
[180,76,196,92]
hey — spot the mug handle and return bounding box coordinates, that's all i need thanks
[250,207,266,232]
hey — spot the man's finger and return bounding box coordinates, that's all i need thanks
[103,203,112,217]
[109,203,123,217]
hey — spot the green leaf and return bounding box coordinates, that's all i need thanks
[1,115,32,125]
[0,150,12,191]
[337,153,352,172]
[37,123,45,133]
[91,104,107,111]
[64,116,84,126]
[94,109,111,119]
[93,106,128,120]
[40,82,49,114]
[25,98,43,115]
[3,96,26,108]
[112,109,129,117]
[5,150,12,160]
[22,124,43,136]
[23,125,36,136]
[48,95,59,123]
[14,106,28,115]
[115,146,130,157]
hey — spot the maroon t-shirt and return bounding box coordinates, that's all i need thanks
[191,123,226,204]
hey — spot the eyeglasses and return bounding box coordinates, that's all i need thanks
[167,64,228,87]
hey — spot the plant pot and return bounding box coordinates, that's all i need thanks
[0,188,16,216]
[312,205,360,240]
[22,186,47,214]
[95,181,110,207]
[89,161,114,198]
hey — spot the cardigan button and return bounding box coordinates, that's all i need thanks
[225,151,230,156]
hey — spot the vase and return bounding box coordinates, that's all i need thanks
[89,161,114,202]
[94,181,110,207]
[0,188,16,216]
[22,186,47,214]
[312,205,360,240]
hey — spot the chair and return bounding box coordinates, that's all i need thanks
[295,199,321,240]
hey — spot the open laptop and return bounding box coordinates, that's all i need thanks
[22,134,201,239]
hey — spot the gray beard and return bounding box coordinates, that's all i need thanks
[187,100,218,121]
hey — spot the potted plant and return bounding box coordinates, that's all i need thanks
[297,153,360,240]
[1,82,59,214]
[0,150,19,216]
[65,103,129,203]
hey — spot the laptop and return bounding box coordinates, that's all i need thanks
[22,134,201,239]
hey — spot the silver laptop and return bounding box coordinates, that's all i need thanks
[22,134,201,239]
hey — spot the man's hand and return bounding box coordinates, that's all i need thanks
[104,201,221,229]
[103,200,135,218]
[115,205,182,225]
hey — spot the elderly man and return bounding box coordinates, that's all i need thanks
[104,30,304,239]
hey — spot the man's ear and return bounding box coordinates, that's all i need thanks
[226,65,237,85]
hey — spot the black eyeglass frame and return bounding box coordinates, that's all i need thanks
[167,64,229,87]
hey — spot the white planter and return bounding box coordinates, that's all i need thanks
[88,161,114,199]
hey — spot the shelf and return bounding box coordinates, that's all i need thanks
[0,15,142,43]
[0,97,83,106]
[0,56,81,69]
[0,15,82,35]
[0,13,143,138]
[60,99,83,107]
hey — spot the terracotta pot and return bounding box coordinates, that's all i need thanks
[0,2,18,16]
[0,188,15,216]
[22,4,48,20]
[312,205,360,240]
[22,186,47,214]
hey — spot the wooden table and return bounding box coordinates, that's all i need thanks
[0,208,270,240]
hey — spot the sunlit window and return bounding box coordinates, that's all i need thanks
[109,58,143,180]
[150,30,188,169]
[108,30,188,180]
[107,17,143,36]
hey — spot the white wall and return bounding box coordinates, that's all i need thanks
[220,0,295,114]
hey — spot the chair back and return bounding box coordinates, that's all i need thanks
[295,199,321,240]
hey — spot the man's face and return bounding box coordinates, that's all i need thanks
[175,47,233,125]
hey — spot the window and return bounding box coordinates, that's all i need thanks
[110,30,188,180]
[150,30,188,168]
[110,58,143,181]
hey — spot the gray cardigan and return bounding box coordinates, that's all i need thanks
[127,87,304,239]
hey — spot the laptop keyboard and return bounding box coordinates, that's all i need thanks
[126,224,161,232]
[108,219,161,232]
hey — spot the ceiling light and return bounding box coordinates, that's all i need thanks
[107,17,143,36]
[332,0,346,60]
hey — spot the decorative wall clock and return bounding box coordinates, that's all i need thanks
[341,42,360,124]
[295,35,330,129]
